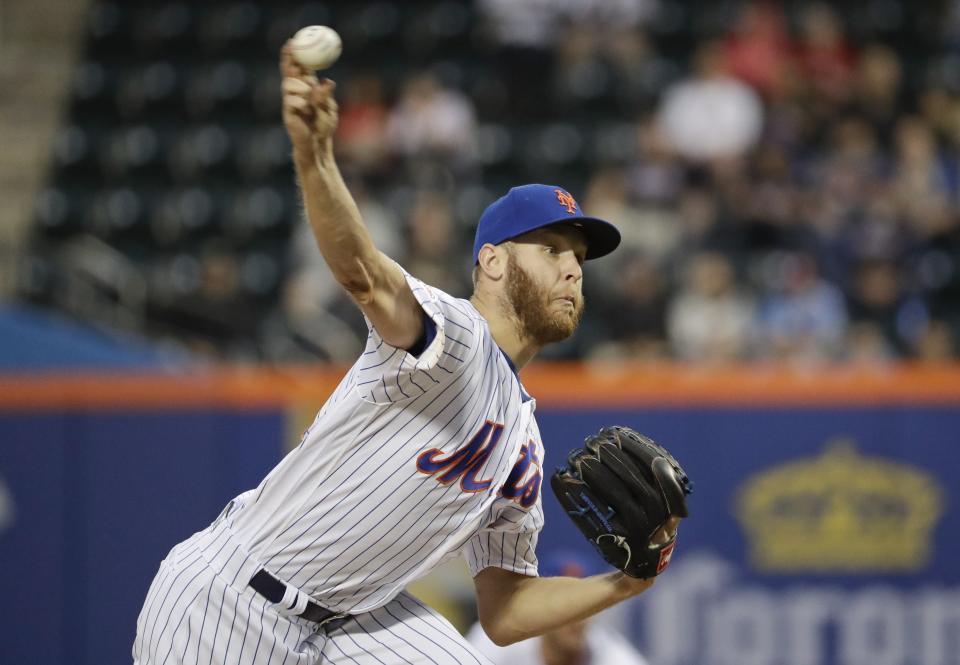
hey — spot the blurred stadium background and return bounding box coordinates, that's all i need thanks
[1,0,959,664]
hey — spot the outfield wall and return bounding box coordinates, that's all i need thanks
[1,363,958,665]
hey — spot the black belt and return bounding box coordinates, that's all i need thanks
[249,569,348,628]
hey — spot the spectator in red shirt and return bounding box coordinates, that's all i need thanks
[723,1,793,99]
[795,3,857,105]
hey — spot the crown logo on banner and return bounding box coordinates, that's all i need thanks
[735,440,944,572]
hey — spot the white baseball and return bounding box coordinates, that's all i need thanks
[291,25,342,71]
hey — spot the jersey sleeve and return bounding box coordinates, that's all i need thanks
[355,267,478,404]
[464,501,541,578]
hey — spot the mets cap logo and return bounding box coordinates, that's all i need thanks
[555,189,578,214]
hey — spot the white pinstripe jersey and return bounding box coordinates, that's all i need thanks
[231,268,545,614]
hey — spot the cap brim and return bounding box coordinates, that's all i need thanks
[548,216,622,260]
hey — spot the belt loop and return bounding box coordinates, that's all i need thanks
[248,567,348,627]
[277,585,310,618]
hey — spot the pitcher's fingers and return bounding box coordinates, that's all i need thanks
[285,104,315,131]
[280,42,312,79]
[310,79,337,108]
[282,77,312,95]
[317,97,338,116]
[284,94,310,112]
[280,43,297,77]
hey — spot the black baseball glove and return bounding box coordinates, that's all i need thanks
[550,425,692,578]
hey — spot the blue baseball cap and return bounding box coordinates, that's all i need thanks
[472,184,621,264]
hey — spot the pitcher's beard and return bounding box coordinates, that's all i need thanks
[505,257,584,345]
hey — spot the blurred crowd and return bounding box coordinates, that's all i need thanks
[286,0,960,364]
[25,0,960,363]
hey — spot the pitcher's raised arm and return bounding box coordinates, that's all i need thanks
[280,43,423,349]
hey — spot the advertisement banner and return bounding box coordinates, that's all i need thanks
[537,406,960,665]
[0,409,283,665]
[1,365,958,665]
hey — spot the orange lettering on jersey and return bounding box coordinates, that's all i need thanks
[416,420,505,493]
[555,189,578,214]
[500,441,542,508]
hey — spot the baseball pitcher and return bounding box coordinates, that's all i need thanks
[133,41,691,665]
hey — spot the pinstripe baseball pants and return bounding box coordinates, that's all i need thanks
[133,518,492,664]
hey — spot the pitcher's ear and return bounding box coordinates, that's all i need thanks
[476,244,507,281]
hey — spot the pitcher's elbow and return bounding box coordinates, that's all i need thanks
[334,271,374,303]
[480,619,522,647]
